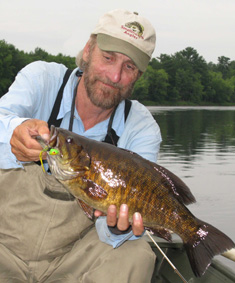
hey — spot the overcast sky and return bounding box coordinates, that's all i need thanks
[1,0,235,64]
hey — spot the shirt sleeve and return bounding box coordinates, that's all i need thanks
[0,63,40,168]
[118,100,162,163]
[0,117,30,168]
[95,217,143,248]
[0,61,66,169]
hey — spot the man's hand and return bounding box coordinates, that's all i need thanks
[10,119,50,161]
[94,204,144,236]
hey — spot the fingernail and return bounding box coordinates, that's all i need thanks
[121,204,128,212]
[134,212,141,220]
[41,134,50,141]
[109,205,116,213]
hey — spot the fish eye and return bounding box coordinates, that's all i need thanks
[66,136,73,144]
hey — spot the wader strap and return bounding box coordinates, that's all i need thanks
[103,99,132,146]
[47,68,73,128]
[35,69,72,168]
[124,99,132,122]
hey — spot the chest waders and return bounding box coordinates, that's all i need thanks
[0,69,132,261]
[0,69,156,283]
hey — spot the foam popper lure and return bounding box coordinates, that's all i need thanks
[39,147,59,173]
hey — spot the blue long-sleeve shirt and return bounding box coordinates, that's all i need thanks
[0,61,162,247]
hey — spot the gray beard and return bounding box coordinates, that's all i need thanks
[83,64,135,110]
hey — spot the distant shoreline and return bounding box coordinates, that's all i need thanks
[142,101,235,107]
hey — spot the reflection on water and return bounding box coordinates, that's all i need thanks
[149,106,235,269]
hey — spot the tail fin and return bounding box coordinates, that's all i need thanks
[184,219,235,277]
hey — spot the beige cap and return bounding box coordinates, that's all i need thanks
[92,9,156,72]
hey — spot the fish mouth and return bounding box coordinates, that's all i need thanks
[34,125,59,150]
[48,126,80,181]
[48,125,59,147]
[37,126,80,181]
[34,125,58,149]
[47,154,79,181]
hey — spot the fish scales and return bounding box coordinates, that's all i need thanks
[89,151,169,224]
[37,126,235,277]
[86,144,156,213]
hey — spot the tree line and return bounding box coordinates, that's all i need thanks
[1,40,235,105]
[134,47,235,105]
[0,40,76,98]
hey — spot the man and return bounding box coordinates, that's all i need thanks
[0,9,162,282]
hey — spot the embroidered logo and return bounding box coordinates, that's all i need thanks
[121,21,144,39]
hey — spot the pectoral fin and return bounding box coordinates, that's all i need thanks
[83,179,108,201]
[77,199,94,220]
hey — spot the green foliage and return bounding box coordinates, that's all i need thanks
[134,47,235,105]
[1,40,235,105]
[207,71,234,103]
[133,75,149,101]
[134,66,169,103]
[0,40,76,97]
[0,40,26,96]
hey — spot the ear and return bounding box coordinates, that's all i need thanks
[138,71,143,79]
[83,40,92,62]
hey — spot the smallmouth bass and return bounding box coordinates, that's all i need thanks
[37,125,235,277]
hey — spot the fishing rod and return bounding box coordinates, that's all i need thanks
[146,230,188,283]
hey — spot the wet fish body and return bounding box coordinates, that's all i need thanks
[39,126,235,277]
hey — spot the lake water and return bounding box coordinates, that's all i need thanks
[148,106,235,270]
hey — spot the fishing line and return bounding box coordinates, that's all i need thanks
[146,230,188,283]
[39,146,49,173]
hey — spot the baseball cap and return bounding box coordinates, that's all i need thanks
[92,9,156,72]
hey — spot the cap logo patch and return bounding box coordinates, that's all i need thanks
[121,21,144,39]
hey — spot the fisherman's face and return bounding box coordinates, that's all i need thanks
[82,43,140,109]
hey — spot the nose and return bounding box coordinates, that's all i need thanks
[106,64,122,84]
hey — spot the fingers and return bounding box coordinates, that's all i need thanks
[94,210,106,217]
[106,204,145,236]
[106,204,117,227]
[132,212,144,236]
[35,123,50,142]
[116,204,129,231]
[10,119,49,162]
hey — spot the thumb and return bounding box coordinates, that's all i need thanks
[39,127,50,142]
[33,120,50,142]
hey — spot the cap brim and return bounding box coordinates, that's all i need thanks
[97,33,150,72]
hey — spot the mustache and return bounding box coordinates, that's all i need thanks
[94,76,123,90]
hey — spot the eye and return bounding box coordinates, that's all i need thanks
[66,137,73,144]
[102,51,113,62]
[104,55,112,62]
[126,62,136,71]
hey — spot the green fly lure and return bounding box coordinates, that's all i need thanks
[39,147,59,173]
